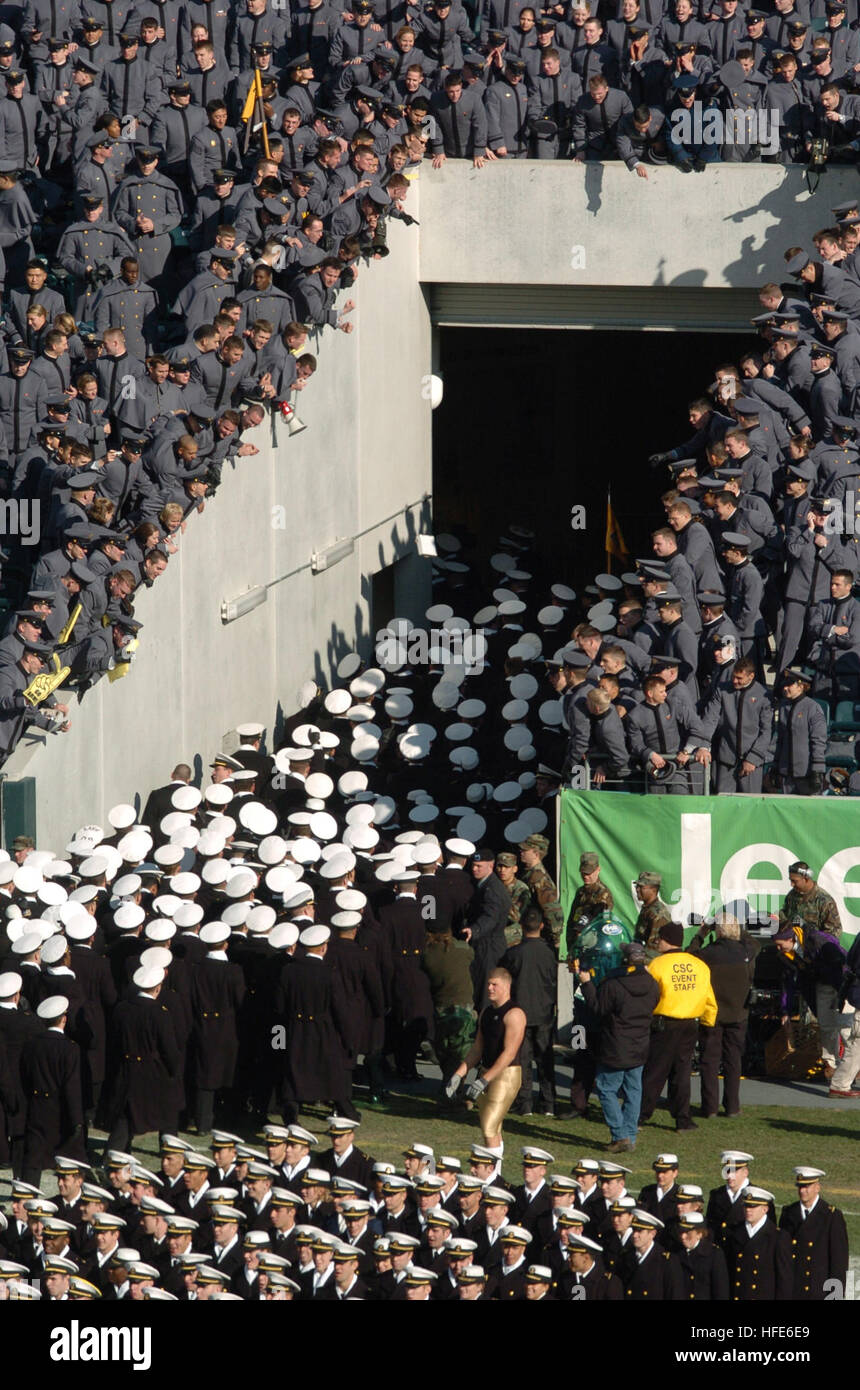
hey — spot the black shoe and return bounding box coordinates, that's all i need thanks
[676,1120,698,1131]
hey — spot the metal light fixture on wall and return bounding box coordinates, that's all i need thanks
[311,537,355,573]
[220,586,268,624]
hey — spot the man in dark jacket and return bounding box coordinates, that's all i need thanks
[377,870,434,1081]
[579,940,660,1152]
[676,1211,730,1300]
[328,915,384,1112]
[778,1166,849,1300]
[502,907,558,1118]
[102,964,181,1155]
[692,915,757,1118]
[464,847,512,1010]
[68,923,117,1129]
[276,925,353,1124]
[21,994,86,1187]
[189,925,246,1135]
[0,969,43,1176]
[725,1187,792,1300]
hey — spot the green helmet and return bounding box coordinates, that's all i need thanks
[577,910,633,984]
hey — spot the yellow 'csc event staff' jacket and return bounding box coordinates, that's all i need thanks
[647,950,718,1025]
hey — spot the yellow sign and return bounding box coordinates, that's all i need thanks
[22,653,70,707]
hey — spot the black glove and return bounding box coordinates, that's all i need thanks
[675,157,693,173]
[648,452,671,467]
[692,155,707,171]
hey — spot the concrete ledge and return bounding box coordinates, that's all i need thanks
[419,161,852,288]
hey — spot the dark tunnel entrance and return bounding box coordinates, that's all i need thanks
[432,326,752,581]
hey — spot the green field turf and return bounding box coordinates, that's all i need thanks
[113,1084,860,1255]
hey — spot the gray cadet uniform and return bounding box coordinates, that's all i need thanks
[112,170,183,286]
[700,679,773,794]
[777,528,856,671]
[806,593,860,685]
[571,87,632,159]
[429,85,488,158]
[55,218,137,320]
[92,276,160,360]
[485,75,531,157]
[772,692,827,793]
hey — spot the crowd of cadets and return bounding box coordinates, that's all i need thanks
[0,1142,849,1299]
[552,214,860,795]
[7,0,860,181]
[0,0,444,764]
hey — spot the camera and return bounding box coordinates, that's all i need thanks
[86,261,113,288]
[808,136,829,169]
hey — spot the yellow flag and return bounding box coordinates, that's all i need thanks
[57,601,82,648]
[241,77,257,124]
[605,490,629,574]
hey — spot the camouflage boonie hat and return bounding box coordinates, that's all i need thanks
[496,852,518,867]
[520,834,549,855]
[634,870,661,888]
[580,852,599,872]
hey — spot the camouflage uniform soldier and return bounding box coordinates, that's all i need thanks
[496,851,532,947]
[633,870,673,958]
[519,834,565,950]
[778,863,842,940]
[421,926,476,1099]
[564,852,614,963]
[777,859,845,1079]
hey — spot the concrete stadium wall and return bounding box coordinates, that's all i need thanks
[3,193,433,849]
[6,162,849,846]
[418,163,855,289]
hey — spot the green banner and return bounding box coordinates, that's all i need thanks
[559,789,860,946]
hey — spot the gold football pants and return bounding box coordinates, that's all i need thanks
[477,1065,522,1141]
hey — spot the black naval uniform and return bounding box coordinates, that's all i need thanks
[102,990,181,1151]
[623,1243,684,1300]
[569,1254,624,1300]
[0,1000,42,1175]
[20,1026,86,1184]
[778,1197,849,1300]
[706,1184,775,1249]
[677,1236,730,1300]
[724,1217,792,1301]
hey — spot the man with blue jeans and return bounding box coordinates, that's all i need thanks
[579,941,660,1153]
